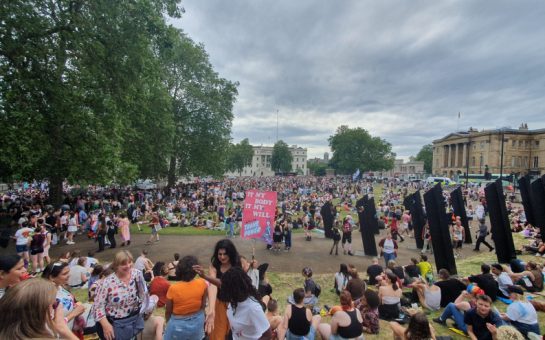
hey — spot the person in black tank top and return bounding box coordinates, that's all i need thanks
[288,304,310,336]
[336,309,363,338]
[278,288,321,340]
[317,291,363,340]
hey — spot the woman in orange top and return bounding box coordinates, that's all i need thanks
[165,255,208,339]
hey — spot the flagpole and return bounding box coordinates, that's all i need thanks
[457,112,461,131]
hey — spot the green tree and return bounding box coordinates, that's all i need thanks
[328,125,395,174]
[415,144,433,174]
[162,29,238,187]
[226,138,254,175]
[271,140,293,174]
[307,161,327,176]
[0,0,182,204]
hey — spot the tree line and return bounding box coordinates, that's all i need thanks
[0,0,241,204]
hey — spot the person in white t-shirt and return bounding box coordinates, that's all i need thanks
[499,285,541,338]
[222,267,270,340]
[68,257,89,288]
[12,225,33,266]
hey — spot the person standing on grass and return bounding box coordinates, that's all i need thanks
[451,217,465,258]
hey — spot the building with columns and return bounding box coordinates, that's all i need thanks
[225,144,308,177]
[432,124,545,178]
[379,159,426,179]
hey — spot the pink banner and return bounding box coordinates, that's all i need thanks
[241,190,277,241]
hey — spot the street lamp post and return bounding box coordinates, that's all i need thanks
[499,130,505,180]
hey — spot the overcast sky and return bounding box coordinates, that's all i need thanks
[171,1,545,160]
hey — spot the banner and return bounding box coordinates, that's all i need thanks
[241,190,277,242]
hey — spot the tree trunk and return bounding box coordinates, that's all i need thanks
[49,175,64,208]
[167,155,177,189]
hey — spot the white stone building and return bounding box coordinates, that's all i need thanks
[226,145,308,177]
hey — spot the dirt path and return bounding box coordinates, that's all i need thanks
[39,228,483,274]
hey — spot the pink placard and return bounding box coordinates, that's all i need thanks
[241,190,277,241]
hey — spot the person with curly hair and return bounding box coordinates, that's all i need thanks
[222,267,271,339]
[193,239,242,340]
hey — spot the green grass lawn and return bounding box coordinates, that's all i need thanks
[76,186,544,339]
[73,234,545,340]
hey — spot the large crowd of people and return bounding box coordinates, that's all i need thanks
[0,176,544,339]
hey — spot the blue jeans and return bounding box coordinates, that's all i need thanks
[229,222,234,237]
[286,326,316,340]
[510,320,541,338]
[440,303,466,332]
[383,252,396,266]
[164,310,205,340]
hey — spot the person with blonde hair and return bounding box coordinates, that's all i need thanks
[94,250,146,340]
[486,325,526,340]
[0,278,78,339]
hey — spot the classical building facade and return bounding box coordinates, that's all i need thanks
[432,124,545,178]
[379,159,426,179]
[226,145,308,177]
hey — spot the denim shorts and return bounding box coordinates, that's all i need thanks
[164,310,205,340]
[16,244,28,253]
[287,326,316,340]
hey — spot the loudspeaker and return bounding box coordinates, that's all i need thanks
[484,179,517,263]
[450,187,472,244]
[530,176,545,242]
[423,184,457,275]
[404,191,425,249]
[518,175,536,227]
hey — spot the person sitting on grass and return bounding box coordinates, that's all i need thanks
[417,254,433,282]
[278,288,321,340]
[498,285,541,338]
[288,267,319,309]
[467,264,500,301]
[434,268,467,308]
[505,261,543,293]
[265,299,283,339]
[432,283,485,334]
[412,276,441,311]
[358,289,380,335]
[389,311,435,340]
[378,272,403,321]
[317,290,364,340]
[464,294,503,340]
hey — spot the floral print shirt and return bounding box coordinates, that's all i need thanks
[93,269,146,321]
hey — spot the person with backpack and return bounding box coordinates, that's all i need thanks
[342,215,354,256]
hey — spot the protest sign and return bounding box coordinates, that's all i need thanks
[241,190,277,242]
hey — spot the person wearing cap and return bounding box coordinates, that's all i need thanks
[499,285,541,338]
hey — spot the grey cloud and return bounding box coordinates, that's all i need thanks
[173,0,545,158]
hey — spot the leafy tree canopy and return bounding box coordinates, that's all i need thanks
[415,144,433,174]
[328,125,395,174]
[271,140,293,174]
[226,138,254,175]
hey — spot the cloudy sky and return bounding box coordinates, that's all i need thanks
[172,1,545,160]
